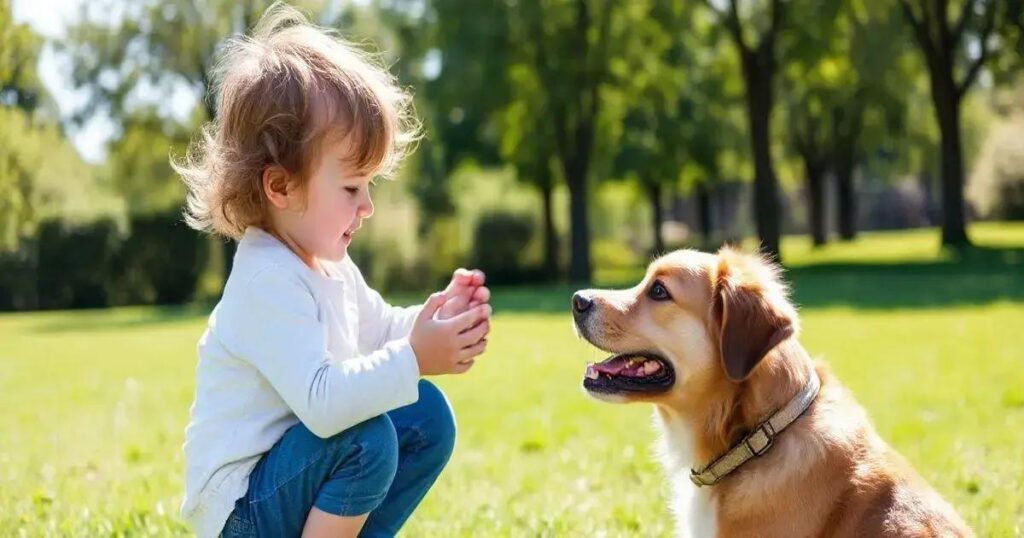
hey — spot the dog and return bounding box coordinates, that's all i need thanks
[572,247,972,537]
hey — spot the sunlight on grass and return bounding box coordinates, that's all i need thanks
[2,223,1022,536]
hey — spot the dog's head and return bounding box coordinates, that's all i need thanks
[572,247,799,405]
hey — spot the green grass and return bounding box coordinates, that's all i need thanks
[2,223,1023,536]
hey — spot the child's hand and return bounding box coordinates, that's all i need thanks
[411,293,491,375]
[437,268,490,320]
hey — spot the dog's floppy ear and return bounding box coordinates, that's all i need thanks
[713,249,795,381]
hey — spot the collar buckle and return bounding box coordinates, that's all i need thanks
[744,422,776,457]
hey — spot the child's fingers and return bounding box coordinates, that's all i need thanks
[418,292,447,321]
[471,286,490,304]
[458,320,489,347]
[453,268,473,285]
[458,339,487,360]
[448,303,491,332]
[470,270,485,286]
[453,358,475,374]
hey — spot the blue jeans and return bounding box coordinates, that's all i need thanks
[221,380,456,537]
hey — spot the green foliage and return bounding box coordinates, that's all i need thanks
[0,213,208,311]
[0,107,124,252]
[0,1,44,111]
[471,211,540,285]
[105,109,193,215]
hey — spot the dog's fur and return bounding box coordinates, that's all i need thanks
[573,247,972,537]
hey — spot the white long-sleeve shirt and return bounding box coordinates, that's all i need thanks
[180,227,422,538]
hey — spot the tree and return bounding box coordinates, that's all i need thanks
[498,69,562,276]
[700,0,787,260]
[611,1,688,254]
[0,1,43,113]
[508,0,624,283]
[60,0,282,281]
[898,0,1006,246]
[373,0,511,234]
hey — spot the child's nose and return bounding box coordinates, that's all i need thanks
[359,194,374,218]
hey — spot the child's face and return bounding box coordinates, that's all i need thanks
[275,137,375,265]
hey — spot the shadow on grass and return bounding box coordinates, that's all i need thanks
[490,246,1024,314]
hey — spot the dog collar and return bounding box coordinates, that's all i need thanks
[690,370,821,487]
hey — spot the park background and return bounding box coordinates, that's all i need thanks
[2,0,1023,535]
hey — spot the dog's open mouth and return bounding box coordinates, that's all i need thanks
[583,352,675,394]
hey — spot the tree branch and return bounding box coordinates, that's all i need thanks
[951,0,976,46]
[899,0,932,53]
[957,0,996,98]
[700,0,749,54]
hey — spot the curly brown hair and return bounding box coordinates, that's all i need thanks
[173,2,420,240]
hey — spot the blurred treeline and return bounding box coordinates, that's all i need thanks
[2,0,1024,311]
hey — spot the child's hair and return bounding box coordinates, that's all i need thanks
[174,2,420,239]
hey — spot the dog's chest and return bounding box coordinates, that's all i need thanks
[671,472,717,538]
[657,416,718,538]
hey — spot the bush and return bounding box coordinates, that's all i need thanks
[35,219,121,309]
[471,212,545,285]
[968,116,1024,220]
[111,212,209,305]
[0,212,209,311]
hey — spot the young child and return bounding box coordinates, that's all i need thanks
[174,5,491,537]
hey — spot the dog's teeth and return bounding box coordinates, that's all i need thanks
[585,364,599,379]
[643,360,661,375]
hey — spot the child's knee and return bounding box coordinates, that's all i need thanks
[314,415,399,515]
[346,414,397,475]
[416,380,457,464]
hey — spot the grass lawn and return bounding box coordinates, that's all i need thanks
[2,223,1022,536]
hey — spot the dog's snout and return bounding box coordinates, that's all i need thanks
[572,292,593,314]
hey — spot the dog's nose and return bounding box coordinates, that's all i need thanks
[572,293,593,314]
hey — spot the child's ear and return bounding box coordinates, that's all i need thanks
[262,165,293,209]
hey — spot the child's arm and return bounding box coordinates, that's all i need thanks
[215,266,420,438]
[342,257,421,352]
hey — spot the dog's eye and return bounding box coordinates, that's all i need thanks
[648,280,671,301]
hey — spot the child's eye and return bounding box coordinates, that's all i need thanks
[344,187,359,195]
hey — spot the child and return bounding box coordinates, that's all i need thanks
[174,4,491,537]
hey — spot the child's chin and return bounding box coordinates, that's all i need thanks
[320,248,348,263]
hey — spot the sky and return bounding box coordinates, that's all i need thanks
[12,0,197,163]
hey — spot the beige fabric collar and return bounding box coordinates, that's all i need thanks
[690,371,821,487]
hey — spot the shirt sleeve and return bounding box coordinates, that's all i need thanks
[213,265,421,438]
[342,257,423,353]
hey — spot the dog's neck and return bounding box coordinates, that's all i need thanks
[657,338,815,475]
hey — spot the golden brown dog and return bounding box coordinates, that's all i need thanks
[572,247,971,537]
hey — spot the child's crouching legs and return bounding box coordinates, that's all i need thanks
[359,380,457,536]
[310,414,400,520]
[225,416,399,538]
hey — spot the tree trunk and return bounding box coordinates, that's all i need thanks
[564,153,592,284]
[918,171,937,225]
[931,78,970,245]
[645,181,665,254]
[835,157,856,241]
[539,179,559,279]
[803,158,827,247]
[831,100,862,242]
[696,181,713,250]
[742,57,782,261]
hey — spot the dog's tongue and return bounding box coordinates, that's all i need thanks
[592,356,631,375]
